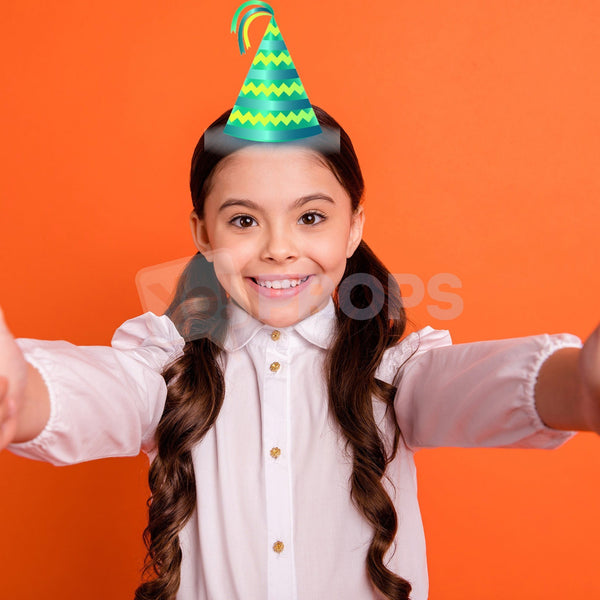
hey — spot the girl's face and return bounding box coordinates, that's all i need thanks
[190,144,364,327]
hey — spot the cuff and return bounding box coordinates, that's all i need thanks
[8,342,61,460]
[520,332,583,448]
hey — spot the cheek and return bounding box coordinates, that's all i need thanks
[208,242,247,288]
[210,228,254,269]
[209,236,262,307]
[313,227,352,265]
[309,231,352,292]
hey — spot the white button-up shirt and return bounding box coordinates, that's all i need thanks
[9,298,580,600]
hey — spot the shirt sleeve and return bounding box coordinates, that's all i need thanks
[7,312,185,465]
[391,327,582,450]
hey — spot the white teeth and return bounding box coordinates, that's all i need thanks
[256,276,309,289]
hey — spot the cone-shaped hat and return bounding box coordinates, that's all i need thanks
[224,1,322,142]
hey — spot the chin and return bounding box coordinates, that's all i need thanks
[249,301,313,328]
[230,287,329,327]
[255,309,306,328]
[268,316,304,328]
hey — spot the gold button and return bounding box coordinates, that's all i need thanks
[269,361,280,372]
[270,447,281,459]
[271,329,281,341]
[273,541,284,553]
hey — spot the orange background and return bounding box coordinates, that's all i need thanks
[1,1,599,598]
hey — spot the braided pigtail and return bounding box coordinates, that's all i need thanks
[134,254,227,600]
[327,240,411,599]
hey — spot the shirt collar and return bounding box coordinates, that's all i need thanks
[293,296,337,349]
[223,296,337,352]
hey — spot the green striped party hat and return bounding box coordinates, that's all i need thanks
[224,1,322,142]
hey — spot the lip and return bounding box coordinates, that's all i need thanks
[252,274,310,282]
[246,274,313,298]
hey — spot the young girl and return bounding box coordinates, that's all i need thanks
[1,105,599,600]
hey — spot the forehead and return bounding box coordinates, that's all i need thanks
[210,145,342,194]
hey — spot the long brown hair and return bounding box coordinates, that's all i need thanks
[134,107,411,599]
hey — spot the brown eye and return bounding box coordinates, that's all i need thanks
[299,212,324,225]
[230,215,257,228]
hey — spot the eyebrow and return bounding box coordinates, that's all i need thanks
[217,194,335,213]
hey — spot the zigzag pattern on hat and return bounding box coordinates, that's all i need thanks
[241,81,305,98]
[229,109,315,127]
[224,1,321,142]
[252,52,293,66]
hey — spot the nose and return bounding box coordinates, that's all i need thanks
[261,225,298,263]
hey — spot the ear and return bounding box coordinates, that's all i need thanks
[189,210,214,262]
[346,205,365,258]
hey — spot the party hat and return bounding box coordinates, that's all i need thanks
[224,1,322,142]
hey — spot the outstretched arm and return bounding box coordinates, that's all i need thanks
[535,324,600,433]
[393,328,581,450]
[0,304,185,463]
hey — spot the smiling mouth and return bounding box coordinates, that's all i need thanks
[250,275,310,289]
